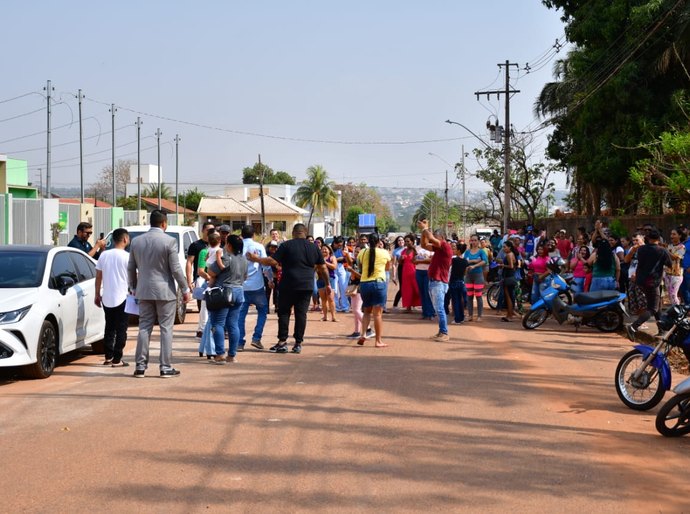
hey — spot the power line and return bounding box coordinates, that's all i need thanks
[5,124,131,154]
[0,106,45,123]
[84,97,469,145]
[0,92,42,105]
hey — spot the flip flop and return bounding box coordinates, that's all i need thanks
[501,317,512,322]
[357,337,366,346]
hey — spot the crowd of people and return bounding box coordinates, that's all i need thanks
[89,212,687,376]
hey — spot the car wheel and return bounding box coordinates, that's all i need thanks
[23,320,58,379]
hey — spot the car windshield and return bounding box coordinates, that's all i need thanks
[0,252,47,288]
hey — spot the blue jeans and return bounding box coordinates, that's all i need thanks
[429,280,449,334]
[208,287,245,357]
[416,269,435,317]
[680,272,690,305]
[335,265,350,312]
[239,288,268,346]
[570,277,585,294]
[590,276,616,292]
[449,280,466,323]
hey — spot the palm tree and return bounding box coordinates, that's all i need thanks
[142,182,173,200]
[293,165,338,232]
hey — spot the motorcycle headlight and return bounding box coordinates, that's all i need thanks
[0,306,31,324]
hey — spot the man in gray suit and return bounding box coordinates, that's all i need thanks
[128,210,191,378]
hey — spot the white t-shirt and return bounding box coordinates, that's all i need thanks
[206,246,221,268]
[95,248,130,308]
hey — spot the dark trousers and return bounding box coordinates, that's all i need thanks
[416,269,435,317]
[277,289,312,345]
[449,280,466,323]
[104,300,128,361]
[393,262,404,307]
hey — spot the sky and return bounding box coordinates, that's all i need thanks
[1,1,568,197]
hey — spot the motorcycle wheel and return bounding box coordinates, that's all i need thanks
[656,393,690,437]
[522,308,548,330]
[486,283,500,310]
[615,349,665,411]
[594,309,623,332]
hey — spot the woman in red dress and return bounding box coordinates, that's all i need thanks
[399,234,421,311]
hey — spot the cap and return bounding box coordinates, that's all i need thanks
[559,228,566,233]
[268,240,278,246]
[218,224,231,233]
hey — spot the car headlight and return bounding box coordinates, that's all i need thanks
[0,306,31,324]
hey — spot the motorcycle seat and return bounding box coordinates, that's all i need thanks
[574,290,620,305]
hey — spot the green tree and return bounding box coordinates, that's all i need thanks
[538,0,689,214]
[242,162,296,185]
[142,183,173,200]
[179,187,205,213]
[293,165,338,231]
[335,182,394,231]
[344,206,366,235]
[472,140,559,225]
[117,196,138,210]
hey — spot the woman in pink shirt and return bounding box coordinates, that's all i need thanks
[528,244,551,304]
[569,245,591,293]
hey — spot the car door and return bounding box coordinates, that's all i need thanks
[69,252,105,344]
[48,251,84,353]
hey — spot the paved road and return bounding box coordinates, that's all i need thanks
[2,304,690,513]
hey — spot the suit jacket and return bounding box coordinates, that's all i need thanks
[128,227,189,301]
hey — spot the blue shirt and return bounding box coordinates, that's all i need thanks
[683,239,690,270]
[68,235,92,254]
[333,247,345,269]
[242,238,268,291]
[463,249,488,275]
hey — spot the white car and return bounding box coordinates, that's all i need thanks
[104,225,199,324]
[0,245,106,378]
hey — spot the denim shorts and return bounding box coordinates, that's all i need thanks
[359,280,387,308]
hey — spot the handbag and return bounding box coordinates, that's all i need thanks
[204,286,234,311]
[628,283,647,314]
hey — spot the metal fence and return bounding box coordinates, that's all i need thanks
[12,198,43,245]
[0,195,6,245]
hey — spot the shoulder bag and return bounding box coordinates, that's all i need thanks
[204,286,234,311]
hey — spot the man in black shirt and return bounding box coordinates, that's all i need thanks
[186,221,214,337]
[68,222,105,258]
[626,229,672,340]
[248,223,330,354]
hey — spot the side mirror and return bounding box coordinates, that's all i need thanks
[57,274,76,295]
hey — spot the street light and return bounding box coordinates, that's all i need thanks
[446,118,509,234]
[428,152,452,232]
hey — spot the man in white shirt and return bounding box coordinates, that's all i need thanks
[95,228,131,367]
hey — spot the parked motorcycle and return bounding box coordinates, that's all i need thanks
[615,303,690,414]
[522,258,626,332]
[656,376,690,437]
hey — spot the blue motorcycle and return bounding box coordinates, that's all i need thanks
[521,259,627,332]
[617,303,690,412]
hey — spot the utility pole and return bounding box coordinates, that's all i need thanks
[110,104,117,206]
[258,154,266,236]
[461,145,466,241]
[78,89,85,203]
[174,134,180,221]
[474,60,519,233]
[37,168,42,199]
[136,117,143,215]
[155,128,162,209]
[45,80,53,199]
[444,168,449,234]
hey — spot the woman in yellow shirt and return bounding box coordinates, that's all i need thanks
[356,232,391,347]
